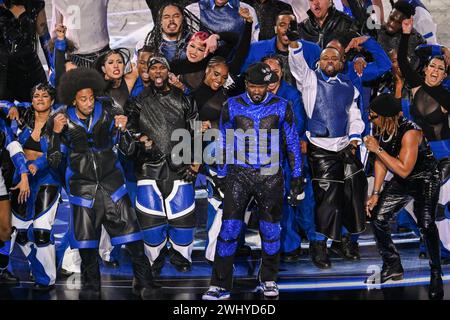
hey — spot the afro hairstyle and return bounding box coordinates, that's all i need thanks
[58,68,106,106]
[393,1,416,18]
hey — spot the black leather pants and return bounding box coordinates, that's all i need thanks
[308,144,367,240]
[372,168,442,271]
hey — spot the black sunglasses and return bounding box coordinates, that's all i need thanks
[369,113,379,121]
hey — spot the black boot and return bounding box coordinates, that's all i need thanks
[169,248,192,272]
[422,223,444,300]
[0,252,19,286]
[309,240,331,269]
[380,263,404,283]
[127,241,161,300]
[151,246,168,277]
[79,248,101,300]
[329,235,360,261]
[281,247,302,263]
[429,268,444,300]
[0,269,19,286]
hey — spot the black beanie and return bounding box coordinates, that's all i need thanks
[369,93,402,117]
[393,1,416,18]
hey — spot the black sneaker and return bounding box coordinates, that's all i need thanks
[0,269,19,286]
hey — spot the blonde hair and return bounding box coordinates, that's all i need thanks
[375,114,401,137]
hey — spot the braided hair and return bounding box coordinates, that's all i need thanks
[144,2,212,61]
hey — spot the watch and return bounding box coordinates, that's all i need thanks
[376,146,384,154]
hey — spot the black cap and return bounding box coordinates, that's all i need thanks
[245,62,279,85]
[148,56,170,70]
[369,93,402,117]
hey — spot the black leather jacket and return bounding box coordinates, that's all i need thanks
[123,86,198,180]
[298,6,360,48]
[47,100,127,200]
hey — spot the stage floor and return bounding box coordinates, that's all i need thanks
[2,195,450,300]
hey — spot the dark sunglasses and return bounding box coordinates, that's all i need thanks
[369,113,379,121]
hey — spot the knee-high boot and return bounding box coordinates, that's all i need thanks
[422,223,444,299]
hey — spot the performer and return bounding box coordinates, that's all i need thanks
[288,30,367,269]
[0,110,29,286]
[124,56,198,274]
[94,48,138,110]
[0,0,51,102]
[144,3,197,62]
[397,18,450,262]
[202,62,305,300]
[364,93,443,300]
[4,84,61,291]
[262,55,310,262]
[51,0,111,68]
[47,68,156,299]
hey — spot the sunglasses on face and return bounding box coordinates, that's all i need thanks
[369,113,379,121]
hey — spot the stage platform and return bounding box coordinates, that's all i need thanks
[2,194,450,301]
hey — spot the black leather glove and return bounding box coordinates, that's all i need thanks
[179,165,199,183]
[210,174,226,199]
[287,176,306,206]
[286,20,300,42]
[343,143,358,164]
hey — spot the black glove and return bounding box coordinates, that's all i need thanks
[286,20,300,42]
[342,143,358,164]
[210,174,226,199]
[179,165,199,183]
[287,176,306,206]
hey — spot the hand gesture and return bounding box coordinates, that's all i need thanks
[203,34,219,57]
[353,57,367,77]
[363,136,380,153]
[114,115,127,131]
[239,7,252,23]
[28,164,38,176]
[366,194,379,217]
[11,174,30,204]
[345,36,369,53]
[53,113,68,133]
[168,73,186,91]
[402,17,413,35]
[7,106,20,122]
[55,23,67,40]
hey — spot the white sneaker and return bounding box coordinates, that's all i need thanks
[259,281,279,297]
[202,286,231,300]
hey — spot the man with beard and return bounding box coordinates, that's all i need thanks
[298,0,359,48]
[241,11,321,86]
[47,68,157,299]
[376,0,425,71]
[288,32,367,269]
[202,62,305,300]
[123,56,199,274]
[145,3,195,62]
